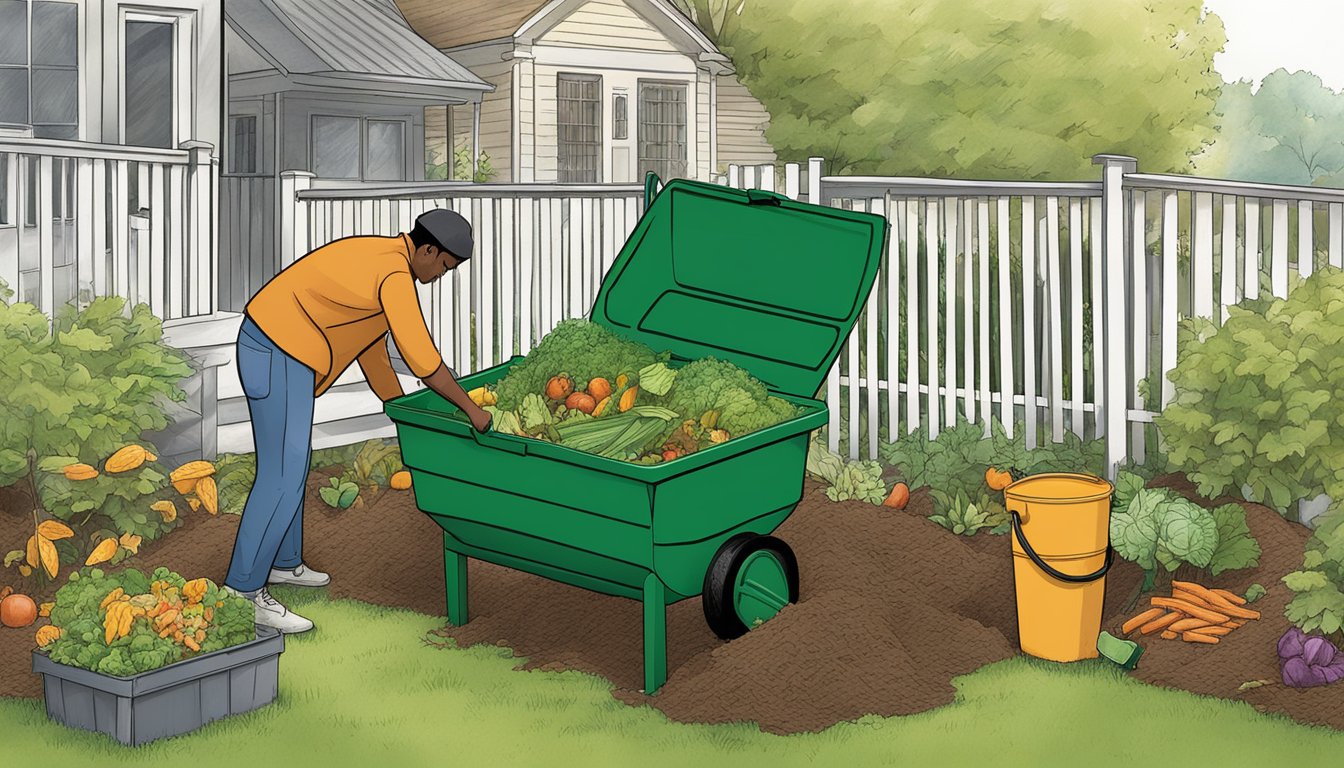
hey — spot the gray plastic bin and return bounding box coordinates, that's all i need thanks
[32,625,284,746]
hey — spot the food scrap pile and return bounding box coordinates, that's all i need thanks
[38,567,254,676]
[1119,580,1261,645]
[463,320,803,464]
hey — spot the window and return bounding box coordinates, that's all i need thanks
[311,116,407,181]
[0,0,79,138]
[613,93,628,141]
[366,119,405,181]
[638,81,688,181]
[124,20,174,148]
[229,115,257,174]
[312,116,360,179]
[557,74,601,183]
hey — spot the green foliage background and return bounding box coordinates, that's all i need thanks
[677,0,1226,178]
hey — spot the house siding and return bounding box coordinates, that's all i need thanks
[538,0,677,52]
[451,59,513,181]
[715,73,776,170]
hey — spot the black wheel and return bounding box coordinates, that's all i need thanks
[702,534,800,640]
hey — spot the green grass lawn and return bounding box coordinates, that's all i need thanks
[2,588,1341,767]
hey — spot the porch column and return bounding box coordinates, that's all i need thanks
[472,100,482,180]
[278,170,315,270]
[182,141,216,316]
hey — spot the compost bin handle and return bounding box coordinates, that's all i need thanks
[1010,512,1113,584]
[644,172,661,208]
[470,416,528,456]
[746,189,785,205]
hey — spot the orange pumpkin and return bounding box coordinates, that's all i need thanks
[883,483,911,510]
[1,593,38,628]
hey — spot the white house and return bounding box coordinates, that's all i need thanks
[394,0,778,184]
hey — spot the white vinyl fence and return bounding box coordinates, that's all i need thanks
[284,175,646,379]
[718,155,1344,477]
[274,156,1344,479]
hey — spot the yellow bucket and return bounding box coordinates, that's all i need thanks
[1005,473,1114,663]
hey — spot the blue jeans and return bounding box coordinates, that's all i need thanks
[224,316,315,593]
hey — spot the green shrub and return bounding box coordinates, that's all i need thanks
[0,287,193,581]
[1157,267,1344,515]
[1284,503,1344,640]
[879,416,1105,534]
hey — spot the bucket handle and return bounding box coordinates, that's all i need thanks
[1010,512,1113,584]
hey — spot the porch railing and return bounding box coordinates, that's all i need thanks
[0,138,218,321]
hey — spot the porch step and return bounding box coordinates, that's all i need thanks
[217,413,400,454]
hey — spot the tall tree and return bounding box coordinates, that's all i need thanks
[1196,70,1344,187]
[682,0,1226,179]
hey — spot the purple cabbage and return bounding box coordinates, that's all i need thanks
[1278,627,1306,660]
[1279,628,1344,688]
[1303,636,1338,667]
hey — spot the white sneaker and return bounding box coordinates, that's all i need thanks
[229,587,314,634]
[267,564,330,588]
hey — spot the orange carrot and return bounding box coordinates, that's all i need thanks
[1151,597,1229,625]
[1161,630,1179,640]
[1172,581,1260,619]
[1193,625,1234,637]
[1225,619,1247,628]
[1212,588,1247,605]
[1123,608,1166,634]
[1140,612,1183,634]
[1172,589,1223,614]
[1182,631,1219,644]
[1170,617,1214,632]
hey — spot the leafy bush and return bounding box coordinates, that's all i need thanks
[44,566,254,676]
[805,438,887,504]
[1284,504,1344,640]
[928,491,994,536]
[1110,470,1261,591]
[1158,267,1344,514]
[879,416,1105,534]
[0,288,193,582]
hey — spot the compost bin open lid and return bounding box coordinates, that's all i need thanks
[592,177,887,399]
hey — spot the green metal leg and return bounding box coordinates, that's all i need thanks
[445,536,469,626]
[642,573,667,695]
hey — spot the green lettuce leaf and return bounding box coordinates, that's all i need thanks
[1209,503,1261,576]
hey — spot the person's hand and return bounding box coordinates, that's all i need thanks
[468,406,492,434]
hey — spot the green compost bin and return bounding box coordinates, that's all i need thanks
[385,174,887,694]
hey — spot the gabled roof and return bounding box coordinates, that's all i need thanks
[394,0,723,59]
[226,0,492,98]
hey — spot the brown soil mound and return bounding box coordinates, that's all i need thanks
[3,469,1341,736]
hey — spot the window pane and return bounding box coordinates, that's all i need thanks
[230,115,257,174]
[0,1,26,67]
[366,120,404,181]
[32,2,76,66]
[32,67,76,125]
[557,74,601,183]
[638,82,688,181]
[0,69,28,125]
[0,154,9,225]
[613,94,628,141]
[124,21,174,149]
[311,116,359,179]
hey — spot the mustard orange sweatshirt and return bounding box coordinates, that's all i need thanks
[245,234,443,399]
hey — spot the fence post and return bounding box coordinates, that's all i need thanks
[278,171,315,271]
[1092,154,1137,480]
[182,141,215,316]
[808,157,823,206]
